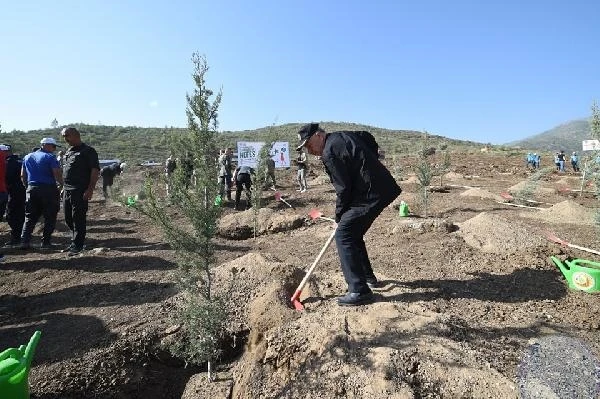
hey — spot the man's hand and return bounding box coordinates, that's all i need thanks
[83,188,94,201]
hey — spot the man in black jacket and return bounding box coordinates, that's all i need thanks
[61,127,100,255]
[5,147,25,246]
[297,123,401,306]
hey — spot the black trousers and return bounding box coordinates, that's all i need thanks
[7,187,25,241]
[21,185,60,244]
[64,189,89,248]
[102,176,114,197]
[335,204,384,293]
[235,174,252,209]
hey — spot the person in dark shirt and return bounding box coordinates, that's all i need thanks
[5,147,25,247]
[100,162,126,198]
[296,123,401,306]
[61,127,100,255]
[20,138,63,249]
[232,165,254,211]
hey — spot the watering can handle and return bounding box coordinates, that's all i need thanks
[550,256,570,276]
[23,331,41,368]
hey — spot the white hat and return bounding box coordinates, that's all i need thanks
[0,145,9,151]
[40,137,61,146]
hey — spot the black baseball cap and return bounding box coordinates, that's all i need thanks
[296,123,320,150]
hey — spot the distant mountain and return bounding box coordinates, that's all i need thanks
[508,119,591,153]
[0,122,485,164]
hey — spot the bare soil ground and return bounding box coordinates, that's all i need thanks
[1,152,599,398]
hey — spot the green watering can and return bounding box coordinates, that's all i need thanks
[0,331,42,399]
[399,201,410,217]
[550,257,600,293]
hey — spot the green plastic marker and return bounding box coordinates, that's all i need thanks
[550,257,600,293]
[0,331,42,399]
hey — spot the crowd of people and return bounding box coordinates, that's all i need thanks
[526,150,580,172]
[164,146,311,211]
[0,127,100,259]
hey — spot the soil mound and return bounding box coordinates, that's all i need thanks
[226,304,515,398]
[308,175,331,186]
[444,171,464,180]
[522,200,596,225]
[508,181,555,195]
[212,252,304,335]
[459,188,504,202]
[457,212,544,253]
[218,208,304,239]
[392,217,455,234]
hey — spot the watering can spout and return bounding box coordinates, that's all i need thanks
[23,331,41,369]
[0,330,42,399]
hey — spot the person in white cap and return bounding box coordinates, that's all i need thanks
[20,137,63,250]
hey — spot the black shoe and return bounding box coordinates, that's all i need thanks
[67,246,84,256]
[19,242,31,250]
[337,291,374,307]
[40,242,54,250]
[366,278,382,289]
[61,244,75,253]
[4,239,20,248]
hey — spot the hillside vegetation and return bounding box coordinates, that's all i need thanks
[508,119,591,153]
[0,122,485,164]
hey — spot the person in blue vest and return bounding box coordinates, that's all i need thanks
[20,138,63,249]
[571,152,580,172]
[534,153,541,169]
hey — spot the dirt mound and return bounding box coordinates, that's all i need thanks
[459,187,504,202]
[522,200,596,225]
[218,208,304,239]
[227,303,515,398]
[444,171,464,180]
[508,181,555,195]
[392,217,455,234]
[457,212,544,253]
[212,252,304,335]
[308,175,331,186]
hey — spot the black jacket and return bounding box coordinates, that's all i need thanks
[6,154,25,193]
[322,131,401,222]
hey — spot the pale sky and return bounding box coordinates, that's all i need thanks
[1,0,598,143]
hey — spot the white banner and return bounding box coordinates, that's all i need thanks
[236,141,290,168]
[582,139,600,151]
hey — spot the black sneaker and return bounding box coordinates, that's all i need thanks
[40,242,54,250]
[366,278,382,289]
[337,291,374,307]
[61,244,75,253]
[19,242,31,250]
[67,246,84,256]
[3,239,20,248]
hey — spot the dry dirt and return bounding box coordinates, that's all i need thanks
[1,152,600,399]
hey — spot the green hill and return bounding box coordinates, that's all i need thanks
[508,119,591,153]
[0,122,485,164]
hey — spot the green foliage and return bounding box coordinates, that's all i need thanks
[513,167,554,202]
[413,133,452,217]
[133,54,226,378]
[0,121,485,165]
